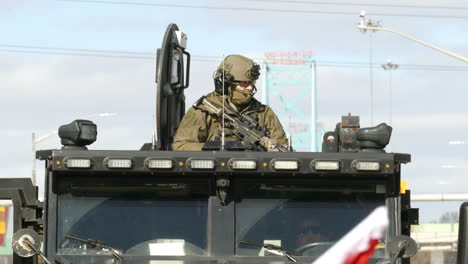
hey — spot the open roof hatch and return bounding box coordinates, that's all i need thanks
[155,23,190,150]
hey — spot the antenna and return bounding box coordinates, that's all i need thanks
[221,55,226,151]
[153,64,158,150]
[152,114,158,150]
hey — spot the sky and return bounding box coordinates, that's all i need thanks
[1,0,468,223]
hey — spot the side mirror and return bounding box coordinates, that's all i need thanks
[12,229,53,264]
[12,229,41,258]
[387,235,418,262]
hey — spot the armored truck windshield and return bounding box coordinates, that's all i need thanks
[55,176,384,258]
[57,178,210,256]
[236,182,385,257]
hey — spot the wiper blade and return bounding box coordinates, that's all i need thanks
[240,240,301,262]
[64,234,123,261]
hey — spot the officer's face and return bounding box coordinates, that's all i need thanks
[233,81,254,91]
[295,219,328,247]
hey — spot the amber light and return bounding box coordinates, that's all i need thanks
[400,181,408,194]
[178,161,184,167]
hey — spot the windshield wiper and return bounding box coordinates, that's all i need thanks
[64,234,123,261]
[240,240,301,262]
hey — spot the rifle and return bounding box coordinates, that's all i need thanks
[201,98,290,152]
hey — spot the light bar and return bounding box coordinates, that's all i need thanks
[146,159,173,169]
[312,161,340,171]
[272,160,299,170]
[65,158,92,168]
[106,158,133,169]
[230,160,257,170]
[189,159,215,170]
[353,161,381,171]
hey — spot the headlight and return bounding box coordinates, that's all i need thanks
[271,160,299,170]
[230,159,257,170]
[188,159,216,170]
[105,158,133,169]
[353,161,381,171]
[146,159,174,169]
[312,160,340,171]
[64,158,92,168]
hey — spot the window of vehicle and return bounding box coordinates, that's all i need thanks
[235,183,386,258]
[57,180,209,256]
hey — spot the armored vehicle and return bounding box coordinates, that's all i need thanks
[6,23,464,264]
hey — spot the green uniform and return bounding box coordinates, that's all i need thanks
[173,92,288,151]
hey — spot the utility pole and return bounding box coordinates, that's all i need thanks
[32,132,36,186]
[382,59,399,126]
[369,34,374,126]
[358,11,378,126]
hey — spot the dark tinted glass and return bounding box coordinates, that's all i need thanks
[235,183,385,257]
[57,182,209,256]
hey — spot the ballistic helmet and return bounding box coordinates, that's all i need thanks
[213,55,260,94]
[214,55,260,82]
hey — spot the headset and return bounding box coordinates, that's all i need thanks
[213,68,234,95]
[213,61,261,95]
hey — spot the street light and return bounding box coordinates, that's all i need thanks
[381,59,398,126]
[358,11,468,63]
[31,113,117,185]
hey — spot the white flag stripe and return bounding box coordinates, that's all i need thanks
[313,206,388,264]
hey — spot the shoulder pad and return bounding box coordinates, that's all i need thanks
[193,96,207,108]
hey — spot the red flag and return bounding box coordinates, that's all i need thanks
[313,206,388,264]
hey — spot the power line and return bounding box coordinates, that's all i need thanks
[318,61,468,72]
[245,0,468,11]
[0,44,155,56]
[0,47,220,62]
[57,0,468,20]
[0,49,153,60]
[2,45,468,72]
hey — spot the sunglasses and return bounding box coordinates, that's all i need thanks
[232,81,255,88]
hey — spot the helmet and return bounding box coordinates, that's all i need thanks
[214,55,260,94]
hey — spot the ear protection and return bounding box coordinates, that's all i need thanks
[213,68,234,95]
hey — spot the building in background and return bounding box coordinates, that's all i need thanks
[0,201,12,264]
[262,51,320,151]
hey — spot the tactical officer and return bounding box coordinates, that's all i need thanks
[173,54,288,151]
